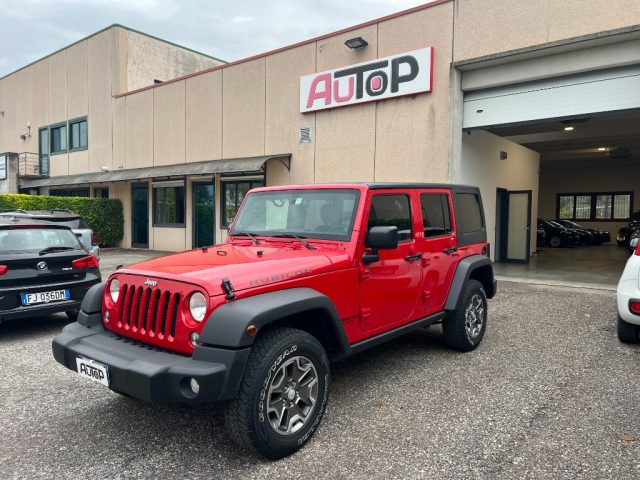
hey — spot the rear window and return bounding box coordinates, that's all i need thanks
[455,193,484,234]
[421,194,452,238]
[0,228,81,253]
[39,217,87,229]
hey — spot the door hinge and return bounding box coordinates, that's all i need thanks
[359,268,371,281]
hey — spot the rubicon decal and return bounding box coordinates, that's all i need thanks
[300,47,433,113]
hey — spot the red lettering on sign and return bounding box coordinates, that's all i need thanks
[306,73,332,109]
[333,77,354,102]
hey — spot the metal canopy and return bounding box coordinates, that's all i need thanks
[19,154,291,188]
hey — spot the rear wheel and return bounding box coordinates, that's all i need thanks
[224,327,330,459]
[549,236,563,248]
[443,279,487,352]
[617,315,640,343]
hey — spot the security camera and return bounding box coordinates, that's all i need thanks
[19,133,27,141]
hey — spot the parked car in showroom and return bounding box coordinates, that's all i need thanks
[0,216,101,324]
[0,209,100,259]
[617,210,640,247]
[555,220,610,245]
[616,237,640,343]
[537,219,580,247]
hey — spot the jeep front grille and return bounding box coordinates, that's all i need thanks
[118,283,181,339]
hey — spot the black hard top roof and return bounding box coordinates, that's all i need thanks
[364,182,479,191]
[0,216,73,229]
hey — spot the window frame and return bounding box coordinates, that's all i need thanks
[68,116,88,152]
[368,193,414,244]
[556,191,633,221]
[152,180,186,228]
[49,122,67,155]
[220,178,265,228]
[420,192,453,239]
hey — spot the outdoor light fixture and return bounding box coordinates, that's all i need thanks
[598,147,606,151]
[345,37,368,49]
[564,126,574,131]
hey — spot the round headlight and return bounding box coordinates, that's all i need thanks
[189,292,207,322]
[109,279,120,302]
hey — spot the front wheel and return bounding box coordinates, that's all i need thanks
[443,279,487,352]
[617,315,640,343]
[224,327,330,459]
[549,236,563,248]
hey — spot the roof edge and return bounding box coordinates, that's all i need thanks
[0,23,225,81]
[115,0,451,98]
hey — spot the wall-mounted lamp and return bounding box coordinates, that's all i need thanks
[345,37,368,49]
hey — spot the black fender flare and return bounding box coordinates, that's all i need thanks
[199,287,351,357]
[80,282,105,314]
[444,255,496,311]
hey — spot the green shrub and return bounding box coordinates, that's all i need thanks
[0,194,124,247]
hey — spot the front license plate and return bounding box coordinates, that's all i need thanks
[76,357,109,386]
[20,289,70,305]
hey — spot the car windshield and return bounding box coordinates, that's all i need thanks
[230,189,360,241]
[0,228,82,253]
[548,221,564,228]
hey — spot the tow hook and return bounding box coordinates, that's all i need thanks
[221,278,236,301]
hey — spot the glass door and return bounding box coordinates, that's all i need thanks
[131,183,149,248]
[193,181,215,247]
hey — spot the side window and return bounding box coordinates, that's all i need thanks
[368,194,413,242]
[421,194,452,238]
[456,193,484,234]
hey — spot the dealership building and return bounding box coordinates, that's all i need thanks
[1,0,640,267]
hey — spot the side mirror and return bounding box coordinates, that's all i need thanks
[630,238,639,249]
[363,226,398,265]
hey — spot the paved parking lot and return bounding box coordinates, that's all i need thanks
[0,250,639,479]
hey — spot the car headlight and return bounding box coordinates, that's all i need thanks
[189,292,207,322]
[109,279,120,302]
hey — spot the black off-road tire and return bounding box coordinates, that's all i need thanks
[617,315,640,343]
[443,279,487,352]
[224,327,330,459]
[65,310,79,322]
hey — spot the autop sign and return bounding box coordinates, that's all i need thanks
[300,47,433,113]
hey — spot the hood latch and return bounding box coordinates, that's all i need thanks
[221,277,236,301]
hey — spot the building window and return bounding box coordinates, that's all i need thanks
[153,181,185,227]
[69,117,88,151]
[49,188,90,197]
[50,123,67,155]
[221,178,265,227]
[558,192,632,221]
[94,187,109,199]
[368,194,413,242]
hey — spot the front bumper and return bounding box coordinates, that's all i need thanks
[52,312,250,403]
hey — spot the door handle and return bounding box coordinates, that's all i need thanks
[404,253,423,262]
[443,247,458,255]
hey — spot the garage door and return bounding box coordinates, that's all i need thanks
[463,65,640,129]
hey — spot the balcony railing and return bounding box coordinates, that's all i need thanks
[18,152,49,178]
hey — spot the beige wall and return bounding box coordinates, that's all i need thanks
[459,131,540,259]
[125,29,224,92]
[453,0,640,61]
[539,160,640,239]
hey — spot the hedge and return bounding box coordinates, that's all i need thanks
[0,194,124,247]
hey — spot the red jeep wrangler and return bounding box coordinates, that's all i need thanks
[53,183,496,458]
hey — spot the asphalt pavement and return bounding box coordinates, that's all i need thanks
[0,250,638,479]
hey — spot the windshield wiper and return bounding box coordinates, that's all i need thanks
[272,233,316,250]
[38,246,77,256]
[230,231,261,245]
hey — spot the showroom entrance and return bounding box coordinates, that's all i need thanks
[457,44,640,287]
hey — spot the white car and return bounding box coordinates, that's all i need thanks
[616,237,640,343]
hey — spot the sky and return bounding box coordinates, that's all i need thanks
[0,0,431,77]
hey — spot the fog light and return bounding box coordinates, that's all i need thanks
[189,378,200,395]
[104,311,110,323]
[190,331,200,346]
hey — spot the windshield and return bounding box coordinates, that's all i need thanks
[0,228,82,254]
[230,189,360,241]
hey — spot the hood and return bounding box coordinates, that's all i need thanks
[118,240,351,296]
